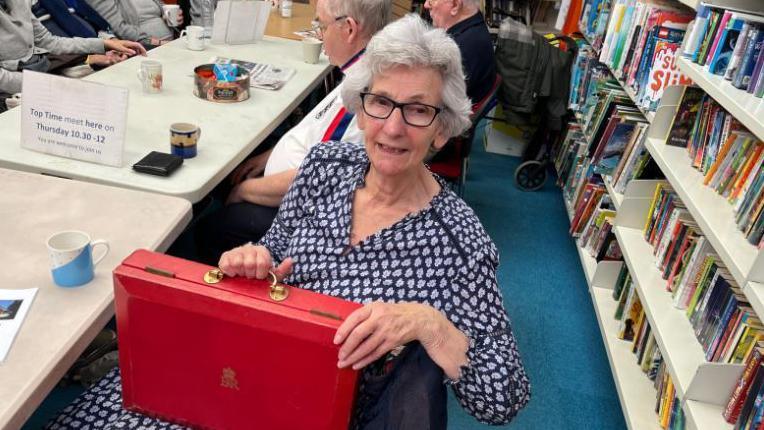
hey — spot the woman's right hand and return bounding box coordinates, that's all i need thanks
[218,243,293,280]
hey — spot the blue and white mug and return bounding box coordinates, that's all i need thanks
[46,231,110,287]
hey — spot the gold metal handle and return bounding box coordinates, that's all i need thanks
[203,268,288,302]
[203,268,224,284]
[267,271,289,302]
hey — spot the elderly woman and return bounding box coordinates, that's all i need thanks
[84,0,183,47]
[219,14,530,427]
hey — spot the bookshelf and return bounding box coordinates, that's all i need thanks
[677,57,764,143]
[612,225,707,400]
[603,176,624,211]
[564,1,764,428]
[678,0,698,10]
[643,135,764,286]
[743,282,764,323]
[564,198,664,430]
[611,194,741,430]
[578,28,656,123]
[683,400,731,430]
[590,285,664,430]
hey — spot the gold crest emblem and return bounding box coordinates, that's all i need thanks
[220,367,240,390]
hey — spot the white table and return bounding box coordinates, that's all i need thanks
[0,168,192,430]
[0,37,332,203]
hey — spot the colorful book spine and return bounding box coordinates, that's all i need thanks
[748,49,764,93]
[734,28,764,89]
[725,22,754,81]
[710,17,746,76]
[706,11,734,67]
[725,348,763,423]
[683,4,711,58]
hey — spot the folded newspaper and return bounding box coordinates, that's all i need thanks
[212,57,296,90]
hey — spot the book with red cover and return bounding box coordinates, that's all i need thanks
[114,250,361,430]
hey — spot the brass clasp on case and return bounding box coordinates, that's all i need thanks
[203,268,224,284]
[203,268,288,302]
[267,271,289,302]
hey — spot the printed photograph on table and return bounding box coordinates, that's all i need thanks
[0,300,22,320]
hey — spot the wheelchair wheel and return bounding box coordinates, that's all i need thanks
[514,160,547,191]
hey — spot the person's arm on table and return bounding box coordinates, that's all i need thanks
[230,149,273,184]
[33,15,146,57]
[0,68,24,95]
[86,50,127,67]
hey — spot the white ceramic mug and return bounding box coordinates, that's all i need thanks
[162,4,181,27]
[5,93,21,110]
[47,231,110,287]
[302,37,322,64]
[180,25,206,51]
[136,60,163,93]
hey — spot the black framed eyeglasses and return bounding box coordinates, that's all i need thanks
[360,92,443,127]
[312,15,348,39]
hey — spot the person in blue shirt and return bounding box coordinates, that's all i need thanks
[425,0,496,104]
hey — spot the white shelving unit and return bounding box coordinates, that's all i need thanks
[684,400,731,430]
[566,2,763,429]
[564,199,663,430]
[612,226,707,400]
[644,136,764,286]
[603,175,624,211]
[579,30,656,123]
[744,282,764,321]
[590,286,663,430]
[677,57,764,143]
[678,0,698,9]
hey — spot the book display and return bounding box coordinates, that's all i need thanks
[560,1,764,429]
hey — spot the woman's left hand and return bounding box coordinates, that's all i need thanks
[103,39,147,57]
[334,301,468,378]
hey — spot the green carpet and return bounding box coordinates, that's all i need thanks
[447,137,626,429]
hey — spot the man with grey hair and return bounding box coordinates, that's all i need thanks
[197,0,391,263]
[425,0,496,103]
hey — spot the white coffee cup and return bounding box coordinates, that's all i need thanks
[162,4,181,28]
[47,231,110,287]
[137,60,163,93]
[302,37,323,64]
[5,93,21,110]
[181,25,206,51]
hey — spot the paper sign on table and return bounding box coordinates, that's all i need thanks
[0,288,37,363]
[20,71,128,167]
[212,0,270,45]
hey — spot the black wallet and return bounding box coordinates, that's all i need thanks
[132,151,183,176]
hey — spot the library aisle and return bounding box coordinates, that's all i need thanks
[447,142,627,429]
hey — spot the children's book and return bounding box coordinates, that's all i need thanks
[667,86,704,147]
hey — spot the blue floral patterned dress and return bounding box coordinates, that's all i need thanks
[46,141,530,429]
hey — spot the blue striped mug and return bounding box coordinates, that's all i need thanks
[46,231,110,287]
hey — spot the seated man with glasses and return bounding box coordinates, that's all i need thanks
[196,0,391,264]
[424,0,495,104]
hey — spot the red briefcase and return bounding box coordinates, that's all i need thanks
[113,249,361,430]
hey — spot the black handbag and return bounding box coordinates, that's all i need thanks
[353,342,448,430]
